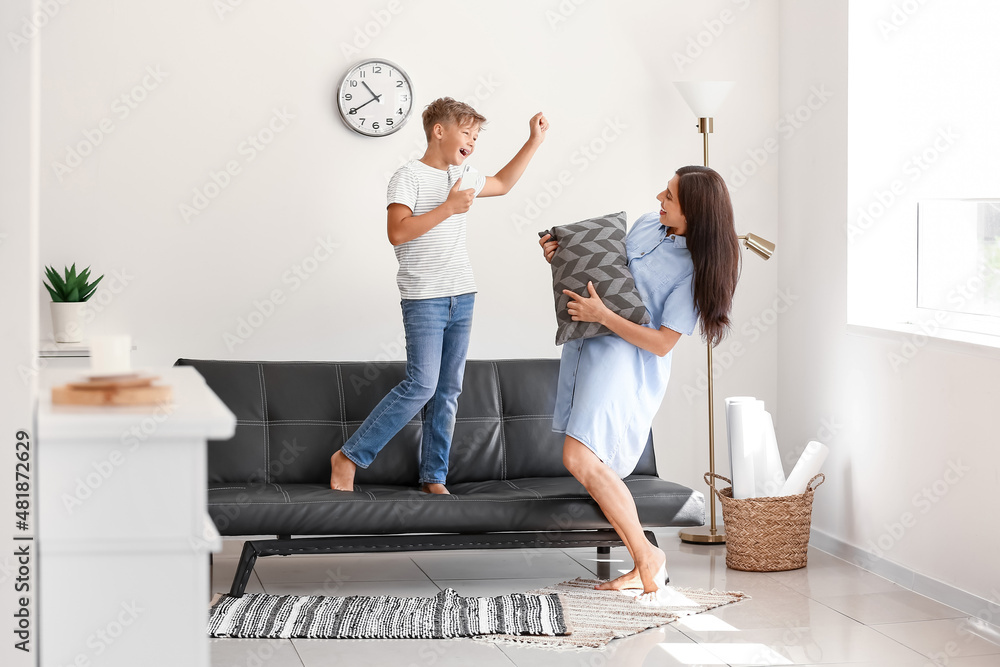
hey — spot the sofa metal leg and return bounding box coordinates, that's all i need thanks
[229,541,260,598]
[596,546,611,580]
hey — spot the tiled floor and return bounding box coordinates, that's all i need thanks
[208,529,1000,666]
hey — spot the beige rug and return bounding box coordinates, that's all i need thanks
[474,577,749,650]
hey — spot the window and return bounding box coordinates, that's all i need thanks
[916,200,1000,337]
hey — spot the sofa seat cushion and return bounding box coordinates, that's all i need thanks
[208,476,703,537]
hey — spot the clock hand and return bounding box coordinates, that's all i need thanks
[361,80,382,103]
[350,96,380,114]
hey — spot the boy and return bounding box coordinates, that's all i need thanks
[331,98,548,494]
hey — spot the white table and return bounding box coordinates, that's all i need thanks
[36,366,235,667]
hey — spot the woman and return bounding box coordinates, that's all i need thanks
[539,165,739,604]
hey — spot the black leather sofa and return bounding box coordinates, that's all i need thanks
[176,358,704,596]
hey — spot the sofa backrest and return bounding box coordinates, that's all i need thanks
[175,358,657,486]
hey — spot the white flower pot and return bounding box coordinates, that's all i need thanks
[51,302,85,343]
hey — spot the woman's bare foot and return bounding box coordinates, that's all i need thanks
[330,450,356,491]
[595,567,643,590]
[421,483,450,494]
[595,547,668,592]
[637,547,668,594]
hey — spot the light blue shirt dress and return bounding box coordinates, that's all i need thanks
[552,211,700,477]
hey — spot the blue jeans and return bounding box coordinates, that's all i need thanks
[340,293,475,484]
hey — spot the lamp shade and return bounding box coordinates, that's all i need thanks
[674,80,735,118]
[741,233,775,261]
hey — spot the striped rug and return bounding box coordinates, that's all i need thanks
[475,578,750,649]
[207,588,569,639]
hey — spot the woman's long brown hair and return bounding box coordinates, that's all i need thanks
[675,166,740,348]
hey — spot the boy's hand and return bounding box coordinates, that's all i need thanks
[528,112,549,144]
[539,233,558,263]
[446,178,475,215]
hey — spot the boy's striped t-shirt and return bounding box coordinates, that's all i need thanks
[387,160,486,300]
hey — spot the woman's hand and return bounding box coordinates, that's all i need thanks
[564,281,611,325]
[539,233,558,263]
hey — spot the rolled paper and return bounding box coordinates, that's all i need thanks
[725,396,761,499]
[779,440,829,496]
[756,408,787,498]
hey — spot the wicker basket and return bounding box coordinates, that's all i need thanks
[705,471,825,572]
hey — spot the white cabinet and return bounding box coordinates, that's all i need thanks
[36,366,235,667]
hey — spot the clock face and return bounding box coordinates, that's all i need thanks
[337,59,413,137]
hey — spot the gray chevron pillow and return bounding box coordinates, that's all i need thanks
[539,211,650,346]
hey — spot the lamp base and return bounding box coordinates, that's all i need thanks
[679,526,726,545]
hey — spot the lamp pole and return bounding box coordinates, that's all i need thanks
[679,115,727,545]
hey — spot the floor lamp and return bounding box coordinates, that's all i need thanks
[672,81,776,545]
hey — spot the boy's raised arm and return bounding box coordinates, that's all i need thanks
[479,112,549,198]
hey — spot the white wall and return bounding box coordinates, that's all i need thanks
[0,1,38,665]
[779,0,1000,610]
[37,0,780,496]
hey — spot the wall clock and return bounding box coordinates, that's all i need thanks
[337,59,414,137]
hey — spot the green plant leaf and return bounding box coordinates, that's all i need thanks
[43,283,61,302]
[47,269,68,300]
[67,263,77,284]
[80,275,103,301]
[67,286,80,302]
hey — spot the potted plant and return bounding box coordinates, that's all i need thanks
[44,264,103,343]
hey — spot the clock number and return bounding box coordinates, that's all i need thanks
[386,118,394,126]
[350,80,358,87]
[348,108,357,115]
[358,70,365,78]
[397,108,403,115]
[396,80,404,87]
[359,118,366,126]
[372,121,380,130]
[373,65,382,74]
[344,93,352,101]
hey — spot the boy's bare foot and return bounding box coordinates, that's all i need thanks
[330,450,356,491]
[421,483,450,494]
